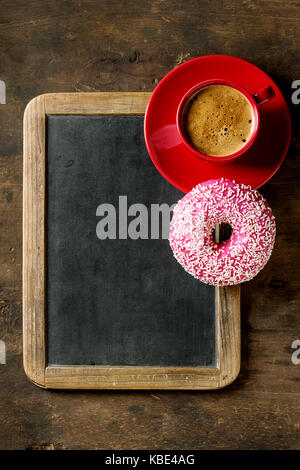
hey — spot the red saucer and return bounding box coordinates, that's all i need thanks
[144,55,291,192]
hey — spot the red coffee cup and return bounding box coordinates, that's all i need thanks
[176,78,275,164]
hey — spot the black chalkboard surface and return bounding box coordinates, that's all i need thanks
[23,92,240,389]
[46,115,216,367]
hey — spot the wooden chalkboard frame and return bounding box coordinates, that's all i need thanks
[23,92,240,389]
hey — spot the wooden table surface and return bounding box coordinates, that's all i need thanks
[0,0,299,450]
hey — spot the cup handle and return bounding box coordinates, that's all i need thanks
[253,86,275,105]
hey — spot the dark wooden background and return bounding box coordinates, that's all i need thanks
[0,0,299,450]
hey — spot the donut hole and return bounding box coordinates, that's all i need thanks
[213,223,232,243]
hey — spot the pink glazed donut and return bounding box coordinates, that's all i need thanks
[169,178,276,286]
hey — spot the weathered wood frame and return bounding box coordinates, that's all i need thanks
[23,92,240,390]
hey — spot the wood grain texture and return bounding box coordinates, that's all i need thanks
[23,92,240,390]
[0,0,299,450]
[23,94,46,387]
[215,224,241,388]
[45,366,219,390]
[44,92,150,114]
[216,286,241,388]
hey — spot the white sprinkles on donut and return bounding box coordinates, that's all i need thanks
[169,178,276,286]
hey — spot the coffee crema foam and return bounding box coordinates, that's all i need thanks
[184,85,254,157]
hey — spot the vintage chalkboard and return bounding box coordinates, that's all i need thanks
[23,93,240,389]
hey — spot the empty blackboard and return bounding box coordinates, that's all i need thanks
[23,92,240,389]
